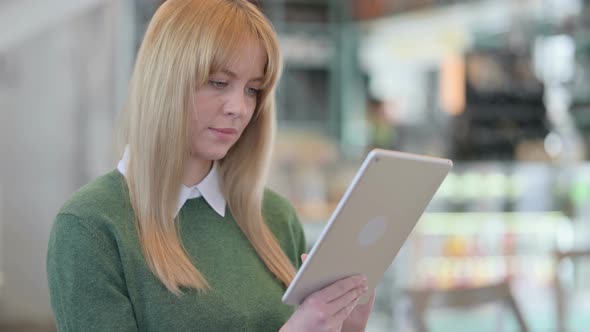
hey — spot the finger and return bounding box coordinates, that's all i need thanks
[312,275,366,303]
[331,295,360,322]
[301,253,308,262]
[326,285,366,315]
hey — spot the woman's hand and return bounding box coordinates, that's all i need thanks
[341,289,375,332]
[280,254,368,332]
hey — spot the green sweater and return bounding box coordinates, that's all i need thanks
[47,170,306,331]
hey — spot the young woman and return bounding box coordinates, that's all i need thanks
[47,0,375,331]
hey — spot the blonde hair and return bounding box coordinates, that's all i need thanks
[118,0,295,296]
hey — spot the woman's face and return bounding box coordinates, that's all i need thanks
[188,42,266,161]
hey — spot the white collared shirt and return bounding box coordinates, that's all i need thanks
[117,147,226,217]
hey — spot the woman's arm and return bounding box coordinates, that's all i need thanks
[47,213,139,331]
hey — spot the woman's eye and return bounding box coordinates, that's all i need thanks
[209,80,228,89]
[246,87,260,96]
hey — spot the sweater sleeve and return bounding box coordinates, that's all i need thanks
[289,207,307,269]
[262,189,308,270]
[47,213,139,332]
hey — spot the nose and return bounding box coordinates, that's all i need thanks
[223,90,247,118]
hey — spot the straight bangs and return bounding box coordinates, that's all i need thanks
[195,1,282,104]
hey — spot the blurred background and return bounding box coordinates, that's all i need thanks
[2,0,590,331]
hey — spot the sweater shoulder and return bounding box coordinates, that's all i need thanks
[262,188,298,224]
[262,188,306,266]
[57,170,132,229]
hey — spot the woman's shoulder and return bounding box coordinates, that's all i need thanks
[49,170,135,260]
[262,188,307,259]
[262,188,297,217]
[262,188,303,231]
[56,170,131,228]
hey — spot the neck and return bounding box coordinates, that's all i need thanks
[183,157,213,187]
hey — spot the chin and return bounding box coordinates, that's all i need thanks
[192,141,234,161]
[204,148,231,161]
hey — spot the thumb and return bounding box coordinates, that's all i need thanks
[301,253,308,262]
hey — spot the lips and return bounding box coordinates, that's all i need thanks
[209,127,238,141]
[210,128,238,134]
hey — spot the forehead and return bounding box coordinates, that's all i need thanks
[212,39,267,76]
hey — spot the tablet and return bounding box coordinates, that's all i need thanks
[282,149,453,306]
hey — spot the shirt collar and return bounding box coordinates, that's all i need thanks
[117,146,226,217]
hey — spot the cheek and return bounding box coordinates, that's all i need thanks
[246,100,258,119]
[190,104,214,131]
[191,90,218,122]
[242,109,256,131]
[247,106,256,121]
[188,110,199,132]
[188,113,208,144]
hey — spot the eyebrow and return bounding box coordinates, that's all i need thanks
[220,69,264,83]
